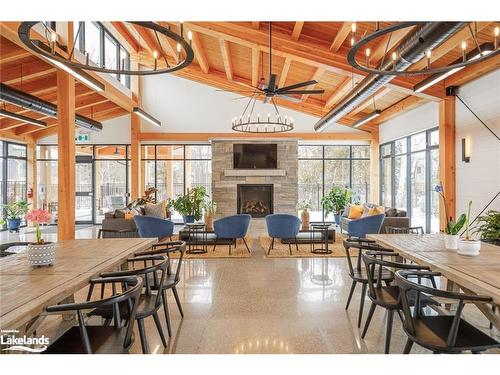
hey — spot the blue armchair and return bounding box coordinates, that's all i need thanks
[133,215,174,241]
[213,214,251,255]
[265,214,301,256]
[344,213,385,239]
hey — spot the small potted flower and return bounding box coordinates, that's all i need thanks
[0,200,30,232]
[458,201,481,256]
[25,208,55,266]
[435,183,466,250]
[297,200,312,230]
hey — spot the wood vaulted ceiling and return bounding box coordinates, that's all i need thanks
[1,21,500,140]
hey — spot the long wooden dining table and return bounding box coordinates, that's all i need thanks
[0,238,155,335]
[367,233,500,330]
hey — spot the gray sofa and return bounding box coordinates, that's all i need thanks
[101,208,141,237]
[340,205,409,235]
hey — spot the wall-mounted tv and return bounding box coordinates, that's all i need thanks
[233,144,277,169]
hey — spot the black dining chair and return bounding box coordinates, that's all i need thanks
[92,255,170,354]
[134,240,186,337]
[361,250,437,354]
[386,226,424,234]
[43,276,143,354]
[395,270,500,354]
[343,238,394,328]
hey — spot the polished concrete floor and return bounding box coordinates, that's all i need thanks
[2,227,499,354]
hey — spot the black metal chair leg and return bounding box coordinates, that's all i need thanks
[161,290,173,337]
[172,286,184,318]
[137,318,149,354]
[490,306,496,330]
[267,238,274,255]
[242,237,251,254]
[403,338,413,354]
[288,241,292,256]
[385,309,394,354]
[361,302,376,338]
[358,283,367,327]
[345,280,357,310]
[228,243,232,256]
[152,312,167,347]
[295,237,299,252]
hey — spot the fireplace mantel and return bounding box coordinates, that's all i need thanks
[223,169,286,177]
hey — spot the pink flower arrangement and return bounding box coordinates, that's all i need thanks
[26,208,51,244]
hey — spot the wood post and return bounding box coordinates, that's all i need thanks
[27,141,37,216]
[57,70,76,240]
[439,97,456,231]
[370,130,380,204]
[130,61,141,200]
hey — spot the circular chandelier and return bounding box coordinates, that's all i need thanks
[18,21,194,76]
[231,96,294,134]
[347,22,500,76]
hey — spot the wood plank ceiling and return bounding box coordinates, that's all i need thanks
[1,21,498,140]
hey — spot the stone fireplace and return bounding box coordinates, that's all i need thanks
[237,184,274,218]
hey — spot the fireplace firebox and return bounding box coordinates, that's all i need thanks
[237,184,273,218]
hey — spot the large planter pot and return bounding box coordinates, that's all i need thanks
[457,239,481,256]
[333,213,341,226]
[443,234,459,250]
[6,218,22,232]
[205,212,214,231]
[27,242,56,266]
[183,215,196,224]
[301,209,310,230]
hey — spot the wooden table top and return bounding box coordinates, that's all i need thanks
[0,238,155,330]
[367,234,500,305]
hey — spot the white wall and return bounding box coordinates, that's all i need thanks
[455,68,500,220]
[379,101,439,144]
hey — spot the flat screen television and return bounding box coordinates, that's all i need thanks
[233,143,277,169]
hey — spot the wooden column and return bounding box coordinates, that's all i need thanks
[130,62,141,200]
[370,130,380,204]
[439,97,456,230]
[57,70,76,240]
[27,141,37,215]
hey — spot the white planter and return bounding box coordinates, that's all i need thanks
[457,239,481,256]
[443,234,459,250]
[27,242,56,266]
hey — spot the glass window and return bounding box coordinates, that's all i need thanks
[104,34,118,72]
[141,145,155,159]
[381,144,392,157]
[8,143,27,158]
[298,145,322,159]
[95,145,126,159]
[186,160,211,196]
[325,145,350,158]
[381,158,392,207]
[410,151,426,229]
[394,139,407,155]
[84,21,101,65]
[430,129,439,146]
[430,148,440,233]
[352,145,370,159]
[95,159,127,223]
[119,46,130,88]
[157,145,184,160]
[411,132,426,151]
[36,145,58,159]
[324,160,350,190]
[185,145,211,159]
[36,160,58,222]
[351,159,370,203]
[76,145,93,156]
[394,155,407,210]
[298,159,323,222]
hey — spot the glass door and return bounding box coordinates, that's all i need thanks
[75,155,94,224]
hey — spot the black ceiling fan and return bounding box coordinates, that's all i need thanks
[218,22,325,103]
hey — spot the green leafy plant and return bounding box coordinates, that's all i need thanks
[321,187,352,217]
[464,200,475,241]
[127,187,157,209]
[296,200,312,211]
[435,183,466,235]
[0,200,30,224]
[171,186,207,220]
[474,210,500,241]
[203,200,217,215]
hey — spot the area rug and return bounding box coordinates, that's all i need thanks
[259,235,347,258]
[163,236,252,259]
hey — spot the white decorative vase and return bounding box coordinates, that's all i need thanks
[443,234,459,250]
[457,239,481,256]
[27,242,56,266]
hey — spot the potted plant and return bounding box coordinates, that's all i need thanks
[203,200,217,231]
[0,200,30,232]
[474,210,500,247]
[321,187,352,225]
[172,186,207,224]
[458,201,481,256]
[435,183,466,250]
[25,208,55,266]
[127,187,157,210]
[297,200,312,230]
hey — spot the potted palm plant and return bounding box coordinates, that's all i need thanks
[172,186,207,224]
[321,187,352,225]
[25,208,55,266]
[474,210,500,247]
[0,200,30,232]
[297,200,312,230]
[203,200,217,231]
[435,183,466,250]
[458,201,481,256]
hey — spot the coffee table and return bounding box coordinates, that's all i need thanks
[310,223,334,254]
[184,222,208,254]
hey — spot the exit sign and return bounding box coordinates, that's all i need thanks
[76,133,90,142]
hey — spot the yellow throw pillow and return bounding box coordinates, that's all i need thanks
[367,206,384,216]
[348,204,364,219]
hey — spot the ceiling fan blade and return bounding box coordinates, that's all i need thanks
[277,80,318,92]
[263,95,271,104]
[267,74,277,92]
[216,89,260,93]
[279,89,325,95]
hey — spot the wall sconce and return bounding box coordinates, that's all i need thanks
[462,138,471,163]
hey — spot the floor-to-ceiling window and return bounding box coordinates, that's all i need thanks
[36,145,58,224]
[298,144,370,222]
[141,144,212,223]
[1,141,28,230]
[380,127,439,233]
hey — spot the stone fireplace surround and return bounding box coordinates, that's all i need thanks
[212,139,298,235]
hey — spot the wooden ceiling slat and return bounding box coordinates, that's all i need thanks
[190,31,210,74]
[291,22,305,41]
[330,22,351,52]
[219,40,233,81]
[251,48,260,88]
[278,57,292,88]
[325,77,352,108]
[348,87,392,116]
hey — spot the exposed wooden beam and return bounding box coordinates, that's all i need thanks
[370,26,415,66]
[325,77,352,108]
[330,22,351,52]
[156,22,181,63]
[439,97,456,230]
[1,61,55,85]
[366,95,425,126]
[251,22,260,30]
[278,57,292,88]
[370,130,380,204]
[109,21,140,52]
[348,87,392,116]
[0,42,31,64]
[302,67,326,101]
[291,22,305,41]
[131,23,163,58]
[251,48,260,88]
[190,31,209,74]
[219,40,233,81]
[445,53,500,87]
